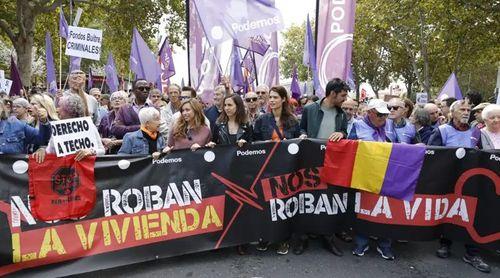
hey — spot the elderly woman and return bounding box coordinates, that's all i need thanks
[163,98,211,152]
[480,104,499,150]
[118,107,164,159]
[411,108,435,145]
[12,98,33,124]
[99,90,128,153]
[149,88,165,108]
[0,100,51,154]
[33,94,105,162]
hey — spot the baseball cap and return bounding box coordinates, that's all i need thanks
[471,102,489,112]
[366,99,390,114]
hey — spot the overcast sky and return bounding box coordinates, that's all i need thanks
[167,0,316,85]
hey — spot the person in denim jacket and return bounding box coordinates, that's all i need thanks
[0,101,51,154]
[118,107,164,159]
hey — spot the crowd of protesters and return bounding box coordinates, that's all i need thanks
[0,70,499,273]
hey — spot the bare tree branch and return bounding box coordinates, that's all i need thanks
[0,19,16,43]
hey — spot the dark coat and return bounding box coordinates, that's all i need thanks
[213,122,253,145]
[253,113,300,141]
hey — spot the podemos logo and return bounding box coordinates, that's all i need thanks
[153,157,183,164]
[236,149,266,157]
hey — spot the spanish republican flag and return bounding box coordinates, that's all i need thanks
[321,140,426,201]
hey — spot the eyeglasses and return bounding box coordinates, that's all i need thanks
[180,96,190,100]
[245,97,258,103]
[111,97,125,101]
[388,106,402,111]
[256,91,266,95]
[376,112,389,118]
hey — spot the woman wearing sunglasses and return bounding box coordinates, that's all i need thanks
[163,98,211,152]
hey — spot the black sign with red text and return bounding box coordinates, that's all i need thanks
[0,139,498,277]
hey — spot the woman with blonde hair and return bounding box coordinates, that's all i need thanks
[163,98,211,152]
[30,94,59,128]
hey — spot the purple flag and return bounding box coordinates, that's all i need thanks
[159,37,176,81]
[316,0,356,97]
[290,65,301,100]
[45,32,57,94]
[156,37,176,90]
[88,68,93,89]
[188,0,205,88]
[69,56,81,72]
[59,9,69,39]
[230,41,245,93]
[236,35,270,56]
[106,53,119,93]
[303,14,320,93]
[256,32,279,87]
[9,56,23,96]
[437,73,463,100]
[347,66,356,91]
[193,0,284,46]
[130,27,162,83]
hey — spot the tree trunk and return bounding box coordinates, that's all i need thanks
[13,0,37,87]
[14,34,34,87]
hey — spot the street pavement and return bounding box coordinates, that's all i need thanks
[74,239,500,278]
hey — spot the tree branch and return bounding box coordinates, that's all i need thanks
[36,0,63,14]
[0,19,16,43]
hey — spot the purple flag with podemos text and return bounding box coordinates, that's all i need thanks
[106,53,119,93]
[130,28,161,83]
[437,73,463,100]
[316,0,356,97]
[193,0,284,46]
[290,65,301,100]
[45,32,57,94]
[9,56,22,96]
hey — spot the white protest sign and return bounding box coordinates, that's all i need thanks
[65,26,102,61]
[50,117,99,157]
[416,93,428,105]
[0,78,13,95]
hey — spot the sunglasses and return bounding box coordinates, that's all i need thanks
[137,86,150,92]
[376,112,389,118]
[180,96,190,100]
[388,106,402,111]
[245,97,258,102]
[256,91,266,95]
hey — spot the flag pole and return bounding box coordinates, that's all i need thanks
[251,51,259,86]
[100,74,107,92]
[186,0,191,86]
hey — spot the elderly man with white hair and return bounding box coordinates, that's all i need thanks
[118,107,165,159]
[480,104,499,150]
[255,84,270,113]
[428,99,490,273]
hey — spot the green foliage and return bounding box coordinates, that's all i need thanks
[279,21,313,81]
[353,0,500,99]
[0,0,186,83]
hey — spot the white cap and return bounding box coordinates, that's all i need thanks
[367,99,390,114]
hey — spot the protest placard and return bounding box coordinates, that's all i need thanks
[50,117,99,157]
[65,26,102,60]
[0,78,13,94]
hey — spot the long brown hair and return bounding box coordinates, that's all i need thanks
[270,86,297,128]
[173,98,206,139]
[216,94,248,125]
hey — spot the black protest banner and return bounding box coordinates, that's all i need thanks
[0,139,498,276]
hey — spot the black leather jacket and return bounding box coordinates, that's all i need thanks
[213,122,253,145]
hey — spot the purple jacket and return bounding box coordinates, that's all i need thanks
[98,110,116,138]
[110,105,140,139]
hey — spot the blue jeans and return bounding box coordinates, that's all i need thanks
[355,234,391,248]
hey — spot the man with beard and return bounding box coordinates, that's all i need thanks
[428,100,490,273]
